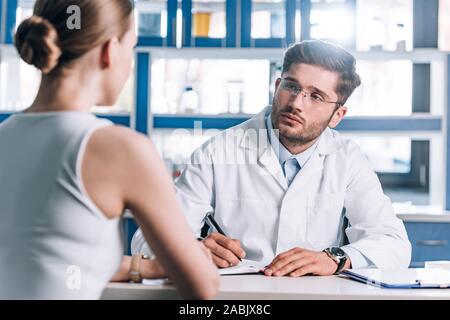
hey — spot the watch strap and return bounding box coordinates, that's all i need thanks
[335,255,347,274]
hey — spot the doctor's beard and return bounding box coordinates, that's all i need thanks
[271,103,334,147]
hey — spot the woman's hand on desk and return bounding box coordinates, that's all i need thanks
[264,247,351,277]
[136,242,214,279]
[111,242,214,282]
[142,243,214,279]
[140,258,167,279]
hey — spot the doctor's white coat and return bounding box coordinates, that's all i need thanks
[132,107,411,269]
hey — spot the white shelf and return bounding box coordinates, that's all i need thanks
[2,42,448,63]
[139,46,448,63]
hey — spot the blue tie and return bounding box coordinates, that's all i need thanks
[283,158,301,187]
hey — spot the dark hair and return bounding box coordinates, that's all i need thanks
[282,40,361,105]
[14,0,134,74]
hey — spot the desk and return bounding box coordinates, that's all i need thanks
[101,275,450,300]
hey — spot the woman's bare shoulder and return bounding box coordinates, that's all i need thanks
[93,125,149,145]
[85,125,158,170]
[91,125,154,152]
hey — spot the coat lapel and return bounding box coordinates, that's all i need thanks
[287,127,339,191]
[239,107,288,191]
[257,147,288,191]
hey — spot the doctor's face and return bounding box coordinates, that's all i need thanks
[271,63,347,146]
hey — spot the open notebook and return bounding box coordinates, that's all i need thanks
[342,268,450,288]
[219,259,266,276]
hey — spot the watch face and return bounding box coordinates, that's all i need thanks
[330,247,346,257]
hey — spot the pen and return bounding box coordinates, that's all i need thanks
[205,213,242,262]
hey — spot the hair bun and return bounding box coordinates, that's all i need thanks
[14,16,62,74]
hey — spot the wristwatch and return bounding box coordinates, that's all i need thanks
[130,254,150,283]
[323,247,348,274]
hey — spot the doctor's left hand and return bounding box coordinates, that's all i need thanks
[264,247,350,277]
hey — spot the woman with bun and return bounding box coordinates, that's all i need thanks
[0,0,218,299]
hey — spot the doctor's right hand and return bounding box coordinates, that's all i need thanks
[202,233,246,268]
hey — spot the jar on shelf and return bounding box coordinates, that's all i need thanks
[179,86,199,114]
[368,17,385,51]
[395,23,407,52]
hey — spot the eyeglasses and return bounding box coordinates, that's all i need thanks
[278,78,343,108]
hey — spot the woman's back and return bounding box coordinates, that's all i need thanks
[0,112,122,299]
[0,0,219,300]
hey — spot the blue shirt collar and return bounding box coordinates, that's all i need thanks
[265,111,320,168]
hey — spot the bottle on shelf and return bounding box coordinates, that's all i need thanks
[395,23,407,52]
[368,17,385,51]
[193,11,211,37]
[178,86,199,114]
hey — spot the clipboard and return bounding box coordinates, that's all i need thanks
[341,268,450,288]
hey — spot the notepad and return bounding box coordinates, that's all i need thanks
[342,268,450,288]
[219,259,266,276]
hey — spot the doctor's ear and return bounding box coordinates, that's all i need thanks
[328,106,347,129]
[274,78,282,93]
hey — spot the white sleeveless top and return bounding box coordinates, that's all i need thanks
[0,112,123,299]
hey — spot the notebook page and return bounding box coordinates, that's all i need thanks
[219,259,266,275]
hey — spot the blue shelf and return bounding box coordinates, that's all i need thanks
[3,112,439,133]
[336,117,442,132]
[193,38,225,47]
[135,52,150,134]
[4,0,17,44]
[137,37,164,47]
[0,112,131,127]
[254,38,286,48]
[153,114,251,130]
[152,114,442,131]
[96,114,131,127]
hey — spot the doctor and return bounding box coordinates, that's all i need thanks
[132,40,411,277]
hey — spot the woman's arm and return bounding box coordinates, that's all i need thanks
[110,256,166,282]
[110,256,133,282]
[83,126,219,299]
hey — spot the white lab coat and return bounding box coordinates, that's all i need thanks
[132,107,411,269]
